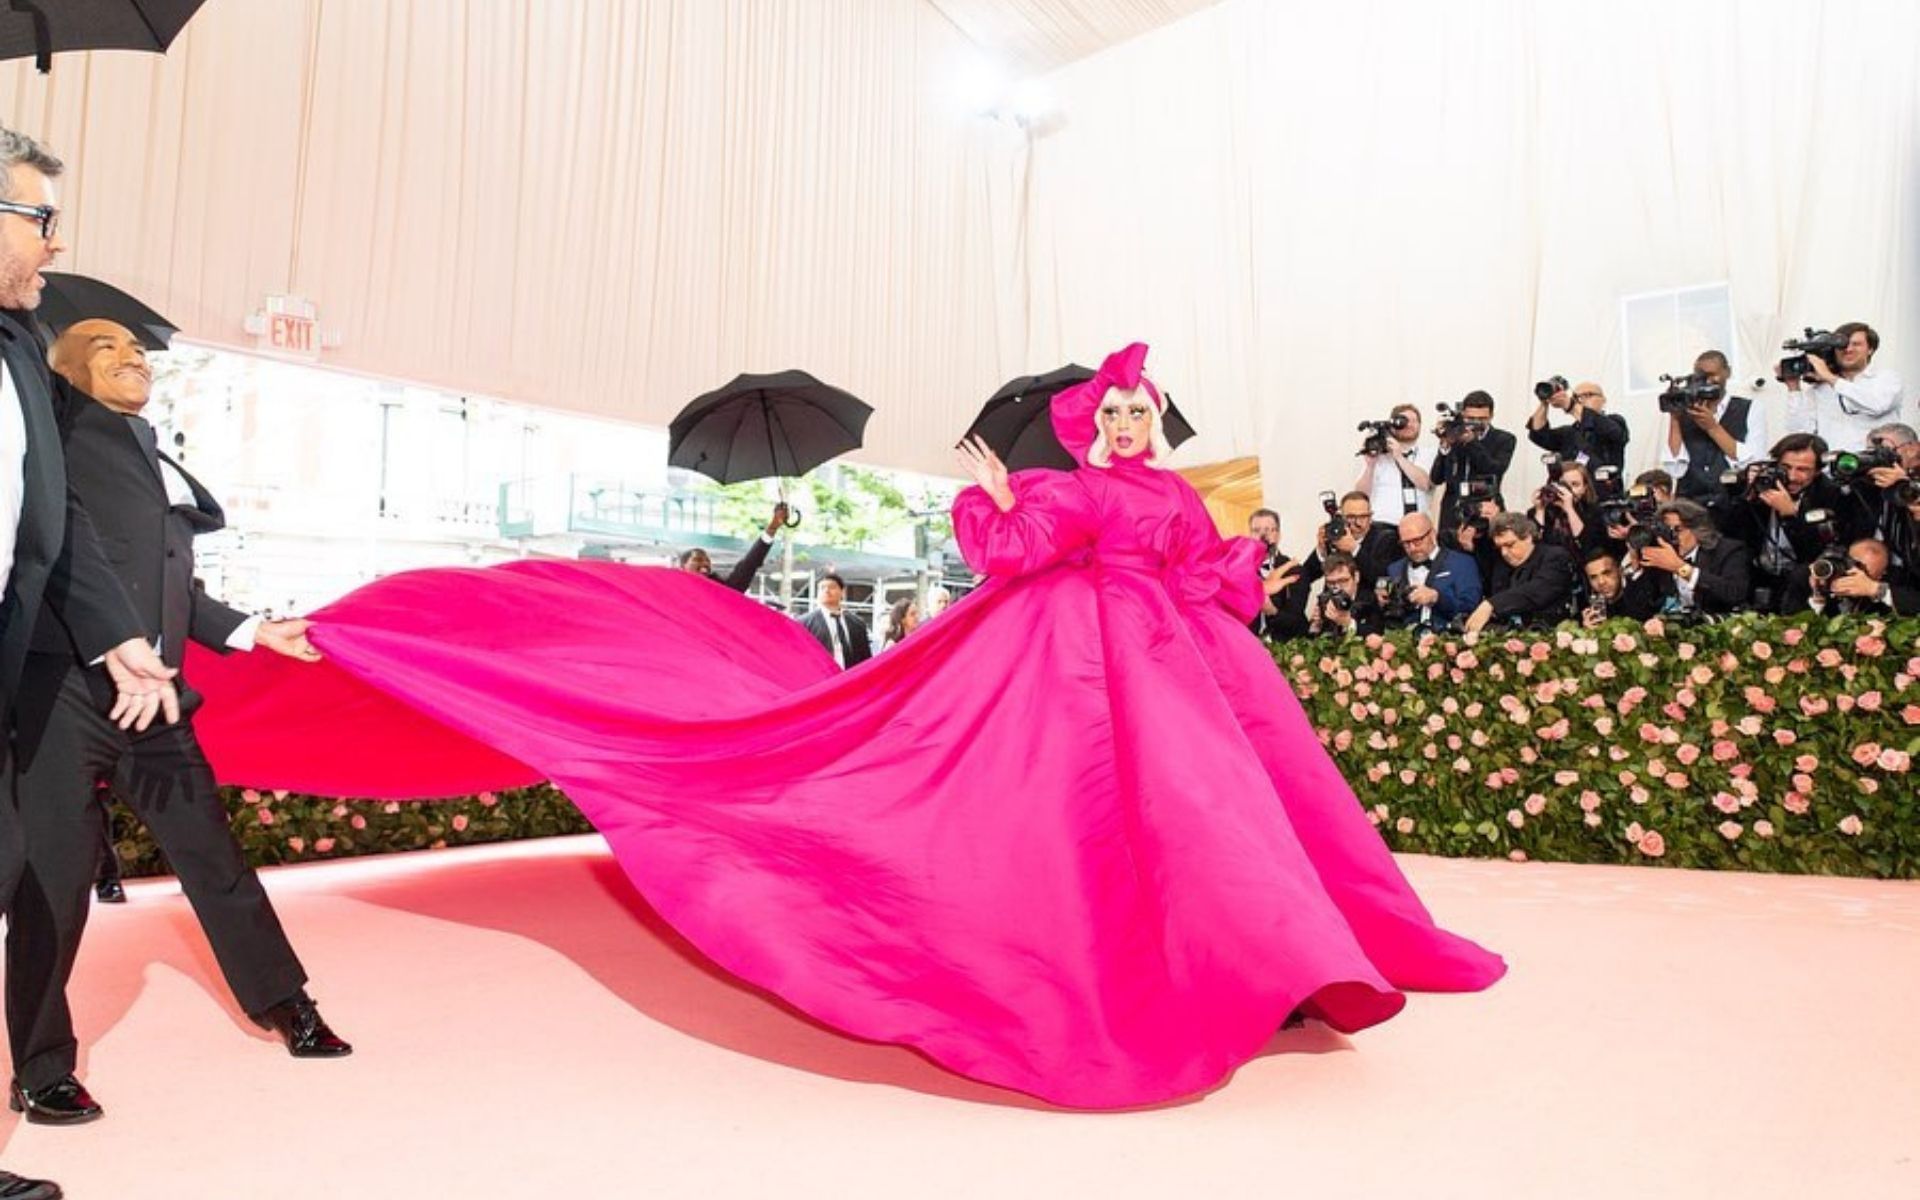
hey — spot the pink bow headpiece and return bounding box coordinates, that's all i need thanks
[1049,342,1161,467]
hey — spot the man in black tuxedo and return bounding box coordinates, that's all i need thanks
[1463,512,1575,632]
[0,129,181,1197]
[1434,391,1517,537]
[1247,508,1308,641]
[678,502,789,591]
[1299,492,1398,591]
[1634,500,1751,615]
[5,319,351,1130]
[801,572,870,668]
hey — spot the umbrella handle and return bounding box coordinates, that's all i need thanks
[783,507,803,529]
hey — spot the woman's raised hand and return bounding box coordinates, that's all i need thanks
[955,435,1016,512]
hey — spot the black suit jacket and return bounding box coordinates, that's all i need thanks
[1527,408,1629,475]
[721,535,774,592]
[1434,427,1518,531]
[0,314,142,711]
[801,607,871,668]
[29,388,248,676]
[1487,542,1576,624]
[1654,536,1751,614]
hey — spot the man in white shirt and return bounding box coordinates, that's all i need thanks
[1780,322,1905,453]
[1353,402,1435,522]
[1663,350,1769,507]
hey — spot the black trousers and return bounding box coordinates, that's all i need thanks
[6,667,307,1089]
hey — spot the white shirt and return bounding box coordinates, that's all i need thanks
[1363,440,1437,520]
[1661,394,1770,479]
[1784,365,1905,453]
[0,354,25,597]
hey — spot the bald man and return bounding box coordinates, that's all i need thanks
[1527,379,1628,475]
[1382,512,1482,629]
[6,320,349,1127]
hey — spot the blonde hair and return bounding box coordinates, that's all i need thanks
[1085,384,1173,470]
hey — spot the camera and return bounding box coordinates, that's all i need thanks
[1599,483,1659,531]
[1723,461,1787,502]
[1322,588,1355,614]
[1808,546,1861,586]
[1356,414,1410,458]
[1895,478,1920,506]
[1776,328,1847,381]
[1657,370,1725,415]
[1584,591,1610,622]
[1591,465,1623,501]
[1824,446,1899,486]
[1259,547,1295,581]
[1623,522,1676,555]
[1434,402,1490,445]
[1375,577,1411,623]
[1319,491,1348,545]
[1533,375,1569,403]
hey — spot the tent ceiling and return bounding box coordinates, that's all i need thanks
[924,0,1225,76]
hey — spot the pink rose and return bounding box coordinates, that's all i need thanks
[1642,617,1666,638]
[1836,694,1856,713]
[1857,691,1883,713]
[1750,641,1773,660]
[1662,702,1688,721]
[1583,812,1602,828]
[1333,730,1354,751]
[350,815,367,830]
[1579,790,1602,813]
[1762,666,1786,686]
[1838,815,1863,837]
[1457,651,1480,669]
[314,837,336,853]
[1638,830,1666,858]
[1612,633,1637,653]
[383,801,402,814]
[1453,756,1473,773]
[1594,661,1619,681]
[452,814,470,832]
[1349,702,1368,721]
[1399,769,1418,784]
[1711,740,1740,762]
[1735,716,1763,737]
[331,803,349,819]
[1851,743,1882,767]
[1520,745,1540,764]
[1540,719,1570,741]
[1629,786,1651,805]
[1689,666,1714,687]
[1664,771,1689,789]
[1506,809,1525,828]
[1619,769,1639,786]
[1500,766,1521,785]
[1816,648,1843,668]
[1395,817,1415,834]
[1754,820,1775,838]
[1904,704,1920,726]
[1717,821,1742,840]
[287,836,306,854]
[1554,769,1580,786]
[1530,642,1551,662]
[1797,695,1830,717]
[255,807,275,826]
[1772,729,1797,746]
[1593,717,1615,736]
[1783,792,1811,815]
[1677,642,1697,661]
[1464,702,1485,719]
[1792,772,1815,793]
[273,789,290,802]
[1712,793,1741,814]
[1638,722,1663,744]
[1524,793,1547,816]
[1857,778,1880,796]
[1609,747,1630,762]
[1877,748,1911,773]
[1787,658,1809,675]
[1508,850,1528,862]
[1794,754,1819,773]
[1486,772,1506,790]
[1625,821,1646,844]
[1854,635,1886,657]
[1676,743,1701,766]
[1427,663,1445,681]
[241,789,262,805]
[1782,628,1804,645]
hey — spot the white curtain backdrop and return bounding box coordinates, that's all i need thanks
[1009,0,1920,535]
[1,0,1916,522]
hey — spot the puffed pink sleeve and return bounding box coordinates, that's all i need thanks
[1171,481,1267,623]
[954,470,1099,579]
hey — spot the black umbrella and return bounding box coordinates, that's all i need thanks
[966,364,1198,470]
[0,1,210,73]
[35,272,176,350]
[669,369,873,484]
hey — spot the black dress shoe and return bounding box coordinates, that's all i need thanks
[0,1168,62,1199]
[251,996,353,1058]
[7,1077,103,1126]
[94,878,127,904]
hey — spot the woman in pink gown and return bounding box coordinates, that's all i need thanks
[189,342,1503,1109]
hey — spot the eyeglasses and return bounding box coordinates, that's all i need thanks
[0,201,58,241]
[1571,391,1603,401]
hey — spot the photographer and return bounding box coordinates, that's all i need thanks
[1780,322,1905,453]
[1530,458,1607,557]
[1721,433,1871,612]
[1527,379,1628,475]
[1383,513,1481,629]
[1301,491,1398,590]
[1462,512,1575,633]
[1580,547,1661,626]
[1635,500,1751,616]
[1248,508,1311,642]
[1633,469,1675,504]
[1308,552,1381,638]
[1781,538,1902,617]
[1661,350,1768,507]
[1851,422,1920,544]
[1880,481,1920,615]
[1433,391,1517,537]
[1450,489,1505,593]
[1353,403,1436,522]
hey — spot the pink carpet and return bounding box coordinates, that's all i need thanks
[2,836,1914,1199]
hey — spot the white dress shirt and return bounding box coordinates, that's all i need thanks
[1784,365,1905,453]
[0,354,26,597]
[1363,440,1436,520]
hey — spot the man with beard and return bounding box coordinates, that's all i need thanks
[6,318,351,1134]
[0,126,180,1199]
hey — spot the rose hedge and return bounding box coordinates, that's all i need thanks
[1275,614,1917,879]
[111,615,1915,881]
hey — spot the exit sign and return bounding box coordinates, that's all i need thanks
[246,295,327,362]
